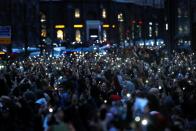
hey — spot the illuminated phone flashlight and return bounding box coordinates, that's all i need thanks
[164,57,168,60]
[145,80,149,84]
[104,100,107,104]
[183,87,185,90]
[135,116,140,122]
[187,67,191,71]
[158,86,162,90]
[188,80,192,84]
[117,65,121,68]
[103,52,107,55]
[49,107,53,113]
[126,93,131,98]
[141,119,148,126]
[0,65,4,70]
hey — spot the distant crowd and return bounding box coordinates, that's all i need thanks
[0,46,196,131]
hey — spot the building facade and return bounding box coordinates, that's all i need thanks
[40,0,165,46]
[165,0,191,51]
[1,0,165,49]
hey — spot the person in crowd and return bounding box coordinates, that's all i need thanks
[0,45,195,131]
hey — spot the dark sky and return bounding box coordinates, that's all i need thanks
[113,0,164,8]
[41,0,164,8]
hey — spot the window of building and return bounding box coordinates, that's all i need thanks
[165,23,168,31]
[155,23,159,37]
[178,8,182,18]
[103,30,107,42]
[41,14,46,23]
[184,25,188,32]
[57,30,64,40]
[131,24,135,39]
[184,11,188,17]
[118,13,124,22]
[75,30,81,42]
[75,9,80,18]
[138,25,142,38]
[102,9,106,18]
[149,23,152,37]
[41,29,47,37]
[178,26,183,32]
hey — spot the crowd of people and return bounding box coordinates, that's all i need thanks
[0,45,196,131]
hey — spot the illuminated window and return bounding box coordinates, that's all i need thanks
[75,30,81,42]
[102,24,109,28]
[57,30,64,40]
[103,30,107,42]
[178,26,183,32]
[41,14,46,22]
[149,22,153,37]
[155,23,159,37]
[149,26,152,37]
[178,8,181,18]
[102,9,106,18]
[155,31,158,37]
[75,9,80,18]
[165,23,168,31]
[131,25,135,39]
[41,29,47,37]
[74,24,83,28]
[55,25,65,29]
[118,13,124,22]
